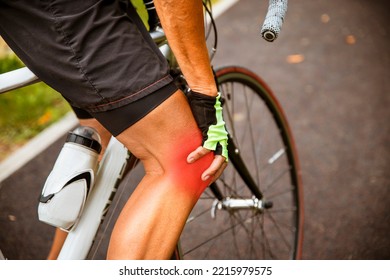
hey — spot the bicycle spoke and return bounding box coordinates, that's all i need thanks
[218,176,246,198]
[262,167,291,194]
[259,215,277,259]
[231,211,254,258]
[229,213,243,259]
[266,212,293,252]
[183,212,257,256]
[199,188,217,200]
[243,86,261,187]
[266,186,295,199]
[186,207,211,223]
[264,213,297,233]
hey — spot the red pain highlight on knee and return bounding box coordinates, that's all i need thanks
[165,132,214,197]
[170,153,213,197]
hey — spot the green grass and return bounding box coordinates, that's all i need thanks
[0,55,71,161]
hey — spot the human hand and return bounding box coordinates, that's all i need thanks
[187,147,228,182]
[186,90,229,182]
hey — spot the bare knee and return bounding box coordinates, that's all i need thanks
[137,131,214,199]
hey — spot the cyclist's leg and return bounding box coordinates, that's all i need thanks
[107,90,214,259]
[47,229,67,260]
[77,117,112,159]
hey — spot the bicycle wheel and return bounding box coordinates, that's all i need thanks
[179,66,304,259]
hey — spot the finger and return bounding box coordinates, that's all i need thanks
[210,161,228,183]
[187,146,211,163]
[201,155,227,181]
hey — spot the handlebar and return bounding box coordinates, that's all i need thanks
[0,67,39,94]
[261,0,288,42]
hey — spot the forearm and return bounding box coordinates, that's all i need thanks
[154,0,217,96]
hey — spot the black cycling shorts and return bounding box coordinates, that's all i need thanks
[0,0,178,136]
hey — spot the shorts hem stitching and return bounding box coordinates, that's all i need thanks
[86,74,174,112]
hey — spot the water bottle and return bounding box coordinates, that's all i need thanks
[38,126,101,231]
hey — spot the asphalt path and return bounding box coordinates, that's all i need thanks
[0,0,389,260]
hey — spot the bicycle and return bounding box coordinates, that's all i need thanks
[0,0,303,260]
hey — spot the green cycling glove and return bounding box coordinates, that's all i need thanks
[186,90,228,161]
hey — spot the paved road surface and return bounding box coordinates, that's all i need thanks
[0,0,389,259]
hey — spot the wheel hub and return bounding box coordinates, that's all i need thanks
[211,196,273,218]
